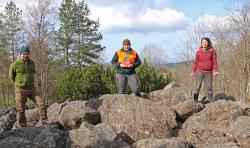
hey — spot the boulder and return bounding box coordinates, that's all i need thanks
[229,116,250,147]
[179,100,243,147]
[148,86,192,106]
[0,125,69,148]
[70,122,129,147]
[174,100,205,120]
[98,94,177,141]
[58,101,100,129]
[134,137,192,148]
[0,107,16,132]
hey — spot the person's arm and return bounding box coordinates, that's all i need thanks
[213,50,218,75]
[132,53,141,68]
[191,51,199,74]
[9,63,16,83]
[111,52,120,68]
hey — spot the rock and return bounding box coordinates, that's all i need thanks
[213,93,236,102]
[174,100,205,120]
[0,125,69,148]
[70,122,129,148]
[47,102,67,124]
[164,82,181,90]
[148,86,192,106]
[179,100,242,147]
[85,98,103,110]
[25,108,40,127]
[229,116,250,147]
[98,94,177,141]
[0,107,16,132]
[206,142,240,148]
[58,101,101,129]
[134,137,192,148]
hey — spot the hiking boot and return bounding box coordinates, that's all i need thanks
[194,93,199,102]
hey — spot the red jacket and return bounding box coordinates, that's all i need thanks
[192,48,218,73]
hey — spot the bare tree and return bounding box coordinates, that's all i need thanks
[140,43,167,67]
[226,1,250,102]
[24,0,57,105]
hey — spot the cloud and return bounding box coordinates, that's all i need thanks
[89,5,189,33]
[194,14,232,30]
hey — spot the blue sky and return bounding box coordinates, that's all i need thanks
[0,0,235,62]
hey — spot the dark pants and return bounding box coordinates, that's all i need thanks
[116,73,140,95]
[15,88,47,127]
[194,71,213,101]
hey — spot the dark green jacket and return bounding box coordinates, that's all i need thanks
[111,48,141,75]
[9,59,36,89]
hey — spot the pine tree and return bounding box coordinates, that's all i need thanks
[57,0,104,66]
[57,0,75,65]
[2,1,23,62]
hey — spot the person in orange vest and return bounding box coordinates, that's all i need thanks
[111,39,142,96]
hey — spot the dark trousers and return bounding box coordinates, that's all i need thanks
[194,71,213,100]
[15,88,47,127]
[116,73,140,95]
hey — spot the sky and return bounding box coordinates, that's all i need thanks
[0,0,235,63]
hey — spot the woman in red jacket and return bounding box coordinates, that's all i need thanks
[191,37,219,103]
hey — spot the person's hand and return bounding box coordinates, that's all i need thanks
[191,73,194,76]
[127,64,133,68]
[120,63,133,68]
[213,72,219,77]
[120,63,126,67]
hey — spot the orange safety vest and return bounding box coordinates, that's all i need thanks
[117,49,137,64]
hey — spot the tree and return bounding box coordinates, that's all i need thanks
[0,49,12,107]
[56,0,75,65]
[57,0,104,66]
[1,1,23,62]
[25,0,57,105]
[140,43,167,67]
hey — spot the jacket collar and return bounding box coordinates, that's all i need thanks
[200,47,214,52]
[18,58,31,63]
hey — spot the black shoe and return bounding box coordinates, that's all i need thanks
[194,93,199,102]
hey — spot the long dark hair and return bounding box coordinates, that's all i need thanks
[200,37,213,49]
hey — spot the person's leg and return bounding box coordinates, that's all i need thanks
[194,71,204,101]
[204,73,213,102]
[116,74,127,94]
[15,88,28,127]
[30,89,47,125]
[127,74,141,97]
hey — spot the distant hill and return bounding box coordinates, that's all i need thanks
[162,61,191,68]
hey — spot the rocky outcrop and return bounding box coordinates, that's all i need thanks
[0,83,249,148]
[98,94,177,141]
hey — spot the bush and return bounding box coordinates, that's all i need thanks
[136,61,171,92]
[52,62,172,102]
[101,66,117,94]
[52,64,109,102]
